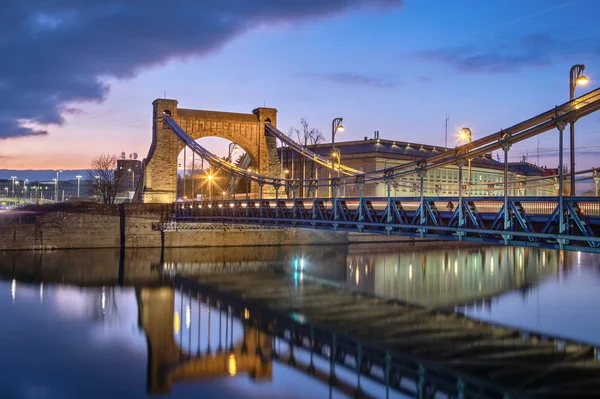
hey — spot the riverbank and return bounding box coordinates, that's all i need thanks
[0,203,447,251]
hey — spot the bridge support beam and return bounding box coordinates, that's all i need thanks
[557,121,568,243]
[457,159,465,229]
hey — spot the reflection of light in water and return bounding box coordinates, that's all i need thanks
[542,251,546,266]
[578,251,581,265]
[185,305,191,329]
[11,279,16,303]
[454,261,458,276]
[244,308,250,320]
[228,353,237,376]
[519,253,523,271]
[478,281,482,292]
[40,283,43,304]
[101,288,106,313]
[300,258,304,270]
[174,311,181,335]
[355,267,360,285]
[409,264,413,281]
[491,257,495,275]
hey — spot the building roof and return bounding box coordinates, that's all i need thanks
[280,138,550,176]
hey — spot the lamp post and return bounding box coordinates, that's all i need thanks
[24,179,28,201]
[332,148,342,196]
[55,170,62,202]
[331,118,344,197]
[460,127,473,195]
[569,64,589,196]
[207,174,214,201]
[75,175,82,197]
[331,118,344,177]
[10,176,16,199]
[227,143,240,161]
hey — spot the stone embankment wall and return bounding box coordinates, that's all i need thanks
[0,203,350,250]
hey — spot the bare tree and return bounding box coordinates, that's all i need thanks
[88,153,123,204]
[284,119,326,196]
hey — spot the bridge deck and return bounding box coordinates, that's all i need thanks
[173,270,600,399]
[174,196,600,253]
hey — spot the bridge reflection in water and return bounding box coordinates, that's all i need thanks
[137,287,272,395]
[0,244,586,398]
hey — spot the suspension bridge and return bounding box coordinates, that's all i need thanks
[134,87,600,253]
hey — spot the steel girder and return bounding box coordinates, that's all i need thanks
[173,196,600,253]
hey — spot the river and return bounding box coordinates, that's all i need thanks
[0,243,598,398]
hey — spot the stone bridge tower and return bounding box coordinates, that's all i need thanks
[138,99,280,203]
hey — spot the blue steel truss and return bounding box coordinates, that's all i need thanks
[174,196,600,253]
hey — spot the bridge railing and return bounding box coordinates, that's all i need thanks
[173,196,600,253]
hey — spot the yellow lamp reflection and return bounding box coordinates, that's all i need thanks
[174,311,181,335]
[244,308,250,320]
[228,353,237,376]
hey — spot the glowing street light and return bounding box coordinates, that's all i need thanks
[206,173,214,201]
[569,64,589,196]
[331,118,344,177]
[76,175,82,197]
[459,127,473,195]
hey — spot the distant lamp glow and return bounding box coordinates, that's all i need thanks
[178,163,183,170]
[207,174,214,181]
[284,169,289,175]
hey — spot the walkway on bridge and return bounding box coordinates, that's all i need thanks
[173,269,600,399]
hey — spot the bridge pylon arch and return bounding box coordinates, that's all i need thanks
[139,99,280,203]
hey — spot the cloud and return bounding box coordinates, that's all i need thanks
[299,72,399,88]
[416,34,599,74]
[0,0,401,139]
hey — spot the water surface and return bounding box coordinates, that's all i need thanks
[1,243,599,398]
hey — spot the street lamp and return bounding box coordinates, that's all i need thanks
[331,118,344,178]
[460,127,473,195]
[55,170,62,202]
[569,64,589,196]
[76,175,82,197]
[10,176,16,199]
[227,143,240,161]
[207,173,214,201]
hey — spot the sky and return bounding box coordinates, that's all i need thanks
[1,0,600,172]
